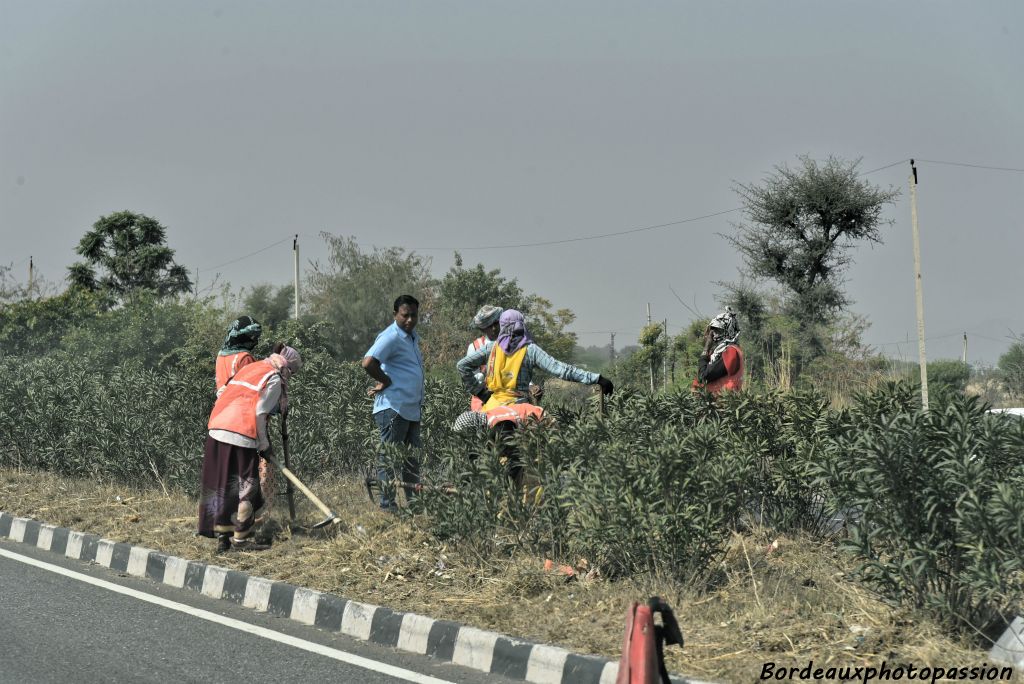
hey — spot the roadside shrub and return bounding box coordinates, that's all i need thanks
[814,382,1024,631]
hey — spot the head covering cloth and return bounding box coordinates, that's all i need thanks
[473,305,503,329]
[708,308,740,365]
[495,309,534,354]
[220,316,262,356]
[268,345,303,381]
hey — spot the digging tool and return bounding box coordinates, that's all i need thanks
[261,450,341,528]
[260,418,341,529]
[281,416,297,520]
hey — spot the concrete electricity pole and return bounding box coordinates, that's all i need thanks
[293,235,301,319]
[647,303,654,393]
[609,332,616,370]
[909,159,929,410]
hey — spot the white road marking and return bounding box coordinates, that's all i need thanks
[0,547,456,684]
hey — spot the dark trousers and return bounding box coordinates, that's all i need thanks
[374,408,421,509]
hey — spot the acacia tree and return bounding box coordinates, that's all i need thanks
[68,211,192,303]
[726,156,898,373]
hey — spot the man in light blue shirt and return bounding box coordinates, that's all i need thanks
[362,294,424,510]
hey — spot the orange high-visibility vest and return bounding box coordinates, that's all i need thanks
[215,351,256,393]
[208,359,279,439]
[705,346,744,394]
[484,402,545,428]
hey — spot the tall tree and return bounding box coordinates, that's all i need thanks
[68,211,192,302]
[727,156,898,368]
[304,234,433,360]
[998,342,1024,399]
[243,283,295,331]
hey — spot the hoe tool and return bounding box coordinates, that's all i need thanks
[262,417,341,529]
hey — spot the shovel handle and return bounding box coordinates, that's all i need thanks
[262,452,337,521]
[280,416,296,520]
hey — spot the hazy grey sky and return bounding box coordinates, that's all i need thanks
[2,1,1022,364]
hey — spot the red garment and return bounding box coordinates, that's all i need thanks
[693,346,744,395]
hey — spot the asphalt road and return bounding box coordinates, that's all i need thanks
[0,539,517,684]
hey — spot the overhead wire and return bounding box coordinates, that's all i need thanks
[186,156,1013,273]
[200,236,292,272]
[916,159,1024,174]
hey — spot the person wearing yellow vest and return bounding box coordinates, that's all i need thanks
[215,316,262,397]
[467,304,544,412]
[693,308,744,395]
[199,345,303,552]
[456,310,613,480]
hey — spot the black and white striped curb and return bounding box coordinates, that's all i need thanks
[0,512,704,684]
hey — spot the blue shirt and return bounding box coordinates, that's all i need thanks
[365,322,425,421]
[456,341,599,401]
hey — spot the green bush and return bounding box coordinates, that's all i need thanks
[814,383,1024,630]
[2,348,1022,634]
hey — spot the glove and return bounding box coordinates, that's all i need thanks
[475,388,493,404]
[596,375,614,396]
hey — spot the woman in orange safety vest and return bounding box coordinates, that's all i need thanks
[215,316,262,396]
[199,345,302,552]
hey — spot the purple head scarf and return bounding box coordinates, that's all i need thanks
[496,310,534,354]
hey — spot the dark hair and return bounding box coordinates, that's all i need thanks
[272,342,286,354]
[393,294,419,312]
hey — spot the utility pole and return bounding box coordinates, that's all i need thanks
[293,235,301,319]
[962,333,968,365]
[647,303,654,393]
[609,332,616,371]
[28,256,33,296]
[663,319,669,388]
[910,159,929,410]
[194,267,199,296]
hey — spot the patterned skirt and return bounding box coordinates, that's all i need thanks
[197,437,265,539]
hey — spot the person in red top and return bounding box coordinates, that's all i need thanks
[695,308,743,395]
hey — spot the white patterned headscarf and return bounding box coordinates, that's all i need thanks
[708,308,740,365]
[472,305,503,330]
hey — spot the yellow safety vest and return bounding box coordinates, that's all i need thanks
[481,344,528,411]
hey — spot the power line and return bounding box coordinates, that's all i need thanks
[342,157,911,253]
[860,158,910,175]
[200,236,292,272]
[405,208,744,251]
[916,159,1024,174]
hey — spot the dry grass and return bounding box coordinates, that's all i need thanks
[1,468,1010,683]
